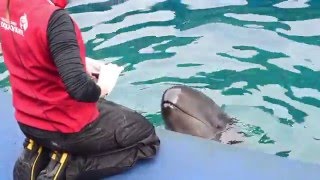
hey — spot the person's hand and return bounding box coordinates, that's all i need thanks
[85,57,104,78]
[97,63,124,98]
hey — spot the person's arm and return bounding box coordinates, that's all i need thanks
[47,9,101,102]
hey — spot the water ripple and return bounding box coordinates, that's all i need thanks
[224,13,278,22]
[277,19,320,37]
[181,0,248,10]
[82,10,175,43]
[274,0,310,9]
[70,0,166,29]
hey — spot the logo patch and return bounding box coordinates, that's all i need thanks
[0,13,28,36]
[20,13,28,31]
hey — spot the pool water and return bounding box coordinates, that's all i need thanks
[1,0,320,164]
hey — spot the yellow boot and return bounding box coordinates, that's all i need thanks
[13,138,50,180]
[37,151,70,180]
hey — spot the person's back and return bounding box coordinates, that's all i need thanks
[0,0,160,179]
[0,0,99,133]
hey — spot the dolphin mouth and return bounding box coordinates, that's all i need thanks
[162,100,212,128]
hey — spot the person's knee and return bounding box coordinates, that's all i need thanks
[137,128,160,158]
[97,99,160,151]
[115,111,159,148]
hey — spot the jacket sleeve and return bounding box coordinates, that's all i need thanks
[47,9,101,102]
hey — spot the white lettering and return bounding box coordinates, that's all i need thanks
[0,19,24,36]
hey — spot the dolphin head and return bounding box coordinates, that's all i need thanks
[161,85,234,141]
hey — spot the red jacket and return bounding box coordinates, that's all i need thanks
[0,0,99,133]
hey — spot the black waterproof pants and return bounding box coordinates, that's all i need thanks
[19,99,160,179]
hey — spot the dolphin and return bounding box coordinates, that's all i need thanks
[161,85,243,144]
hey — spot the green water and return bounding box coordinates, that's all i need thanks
[1,0,320,164]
